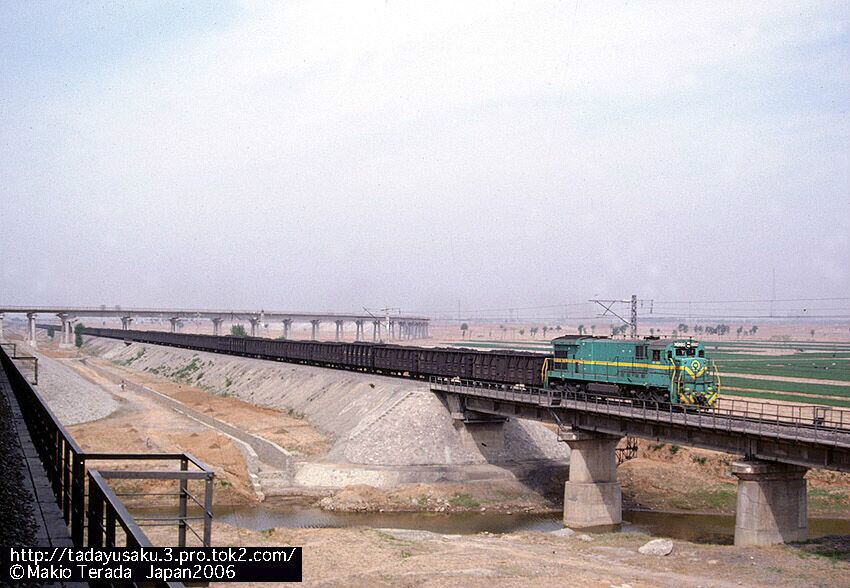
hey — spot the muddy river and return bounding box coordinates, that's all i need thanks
[136,505,849,545]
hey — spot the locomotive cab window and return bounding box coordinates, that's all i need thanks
[667,351,673,359]
[635,345,647,359]
[686,348,695,357]
[698,350,705,357]
[676,349,684,356]
[652,349,661,361]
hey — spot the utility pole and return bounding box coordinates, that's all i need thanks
[770,268,776,318]
[630,294,638,338]
[590,294,650,339]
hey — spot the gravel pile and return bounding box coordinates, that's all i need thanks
[84,337,569,467]
[32,351,118,425]
[0,381,38,548]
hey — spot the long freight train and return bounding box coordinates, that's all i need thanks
[82,328,719,407]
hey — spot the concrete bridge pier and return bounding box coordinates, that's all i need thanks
[560,429,622,528]
[732,460,808,546]
[26,312,37,348]
[311,320,320,340]
[0,313,4,340]
[121,316,133,330]
[335,320,343,341]
[442,393,507,460]
[282,319,292,340]
[211,318,223,336]
[372,320,381,342]
[169,317,181,333]
[355,320,364,341]
[249,317,261,337]
[58,314,74,348]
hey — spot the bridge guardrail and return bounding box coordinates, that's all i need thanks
[429,377,850,448]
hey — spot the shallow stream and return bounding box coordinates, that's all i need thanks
[136,504,850,545]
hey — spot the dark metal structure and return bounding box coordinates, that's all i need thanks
[0,344,215,587]
[0,341,38,384]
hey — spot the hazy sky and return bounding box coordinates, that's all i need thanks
[1,1,848,316]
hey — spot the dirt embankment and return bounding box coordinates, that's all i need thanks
[20,334,568,512]
[620,440,850,517]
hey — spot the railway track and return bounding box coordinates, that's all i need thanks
[82,328,850,444]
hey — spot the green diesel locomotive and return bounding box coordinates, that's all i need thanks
[543,336,720,407]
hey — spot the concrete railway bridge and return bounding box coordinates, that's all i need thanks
[5,318,848,548]
[0,306,429,347]
[431,378,850,547]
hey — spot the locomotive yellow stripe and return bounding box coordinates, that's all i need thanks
[554,358,674,370]
[553,357,711,378]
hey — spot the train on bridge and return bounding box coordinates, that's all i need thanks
[83,328,719,407]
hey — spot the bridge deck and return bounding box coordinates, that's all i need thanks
[430,378,850,471]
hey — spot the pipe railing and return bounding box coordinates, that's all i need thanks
[0,344,214,576]
[430,377,850,447]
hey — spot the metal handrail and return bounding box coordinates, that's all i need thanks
[429,376,850,446]
[0,344,214,554]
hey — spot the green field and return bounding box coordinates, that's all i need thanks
[720,376,850,398]
[715,358,850,382]
[718,388,850,408]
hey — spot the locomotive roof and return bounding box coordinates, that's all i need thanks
[552,335,700,348]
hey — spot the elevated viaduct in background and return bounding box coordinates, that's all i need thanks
[0,306,429,348]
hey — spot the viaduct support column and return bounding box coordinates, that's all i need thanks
[311,320,320,341]
[560,429,622,528]
[58,314,73,348]
[170,318,180,333]
[335,320,343,341]
[0,313,4,340]
[66,320,74,346]
[212,318,223,336]
[732,460,808,546]
[373,321,380,342]
[355,320,363,341]
[26,313,37,348]
[283,320,292,340]
[249,318,260,337]
[121,316,133,330]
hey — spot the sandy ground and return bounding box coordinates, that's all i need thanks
[140,522,850,588]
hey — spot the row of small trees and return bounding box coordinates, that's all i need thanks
[44,323,88,347]
[457,322,763,340]
[460,323,568,339]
